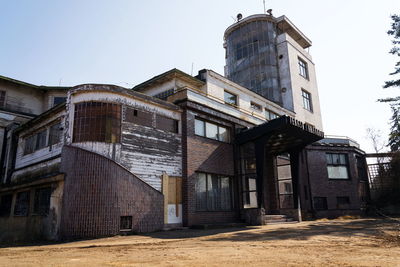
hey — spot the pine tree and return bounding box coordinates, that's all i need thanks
[380,15,400,152]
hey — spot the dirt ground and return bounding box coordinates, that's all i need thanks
[0,218,399,267]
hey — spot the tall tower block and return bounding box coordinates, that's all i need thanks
[224,13,323,130]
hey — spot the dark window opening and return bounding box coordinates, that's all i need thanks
[53,97,66,107]
[356,156,368,181]
[156,115,178,133]
[14,191,30,216]
[313,197,327,210]
[195,173,233,211]
[35,129,47,150]
[0,91,6,108]
[49,122,61,146]
[336,196,350,209]
[0,194,13,217]
[153,89,175,100]
[120,216,133,231]
[33,187,51,216]
[73,102,121,143]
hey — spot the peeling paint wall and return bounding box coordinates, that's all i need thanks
[66,87,182,191]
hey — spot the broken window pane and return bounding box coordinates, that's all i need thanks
[14,191,30,216]
[33,187,51,216]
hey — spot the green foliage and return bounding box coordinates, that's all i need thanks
[380,15,400,152]
[383,14,400,89]
[388,106,400,151]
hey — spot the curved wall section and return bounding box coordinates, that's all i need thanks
[225,18,281,103]
[60,145,163,239]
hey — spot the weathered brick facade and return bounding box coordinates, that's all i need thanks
[60,145,163,239]
[303,144,369,218]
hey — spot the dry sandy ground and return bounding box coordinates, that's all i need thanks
[0,218,399,267]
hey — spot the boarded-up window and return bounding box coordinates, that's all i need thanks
[0,194,13,217]
[0,91,5,108]
[125,107,153,128]
[73,102,121,143]
[33,187,51,216]
[156,115,178,133]
[14,191,30,216]
[195,173,232,211]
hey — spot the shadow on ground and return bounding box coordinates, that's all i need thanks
[1,218,398,248]
[147,218,399,242]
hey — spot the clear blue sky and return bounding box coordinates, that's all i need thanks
[1,0,399,152]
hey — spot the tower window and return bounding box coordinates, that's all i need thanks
[298,58,309,79]
[301,89,313,112]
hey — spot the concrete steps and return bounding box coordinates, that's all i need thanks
[264,214,297,225]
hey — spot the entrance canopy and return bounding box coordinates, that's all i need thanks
[236,116,324,154]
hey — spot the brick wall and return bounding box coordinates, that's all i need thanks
[182,108,240,226]
[60,145,163,239]
[304,145,368,218]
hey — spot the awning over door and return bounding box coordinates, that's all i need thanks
[236,116,324,153]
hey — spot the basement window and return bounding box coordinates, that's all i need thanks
[313,197,327,210]
[336,196,350,209]
[120,216,133,231]
[33,187,51,216]
[14,191,30,216]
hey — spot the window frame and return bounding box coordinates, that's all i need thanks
[301,89,313,112]
[195,172,234,212]
[224,90,238,106]
[326,153,350,180]
[250,101,262,112]
[265,109,279,120]
[298,57,309,79]
[194,118,230,143]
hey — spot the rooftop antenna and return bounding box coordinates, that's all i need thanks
[191,62,194,76]
[263,0,266,14]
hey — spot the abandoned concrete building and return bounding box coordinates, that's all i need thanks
[0,13,369,241]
